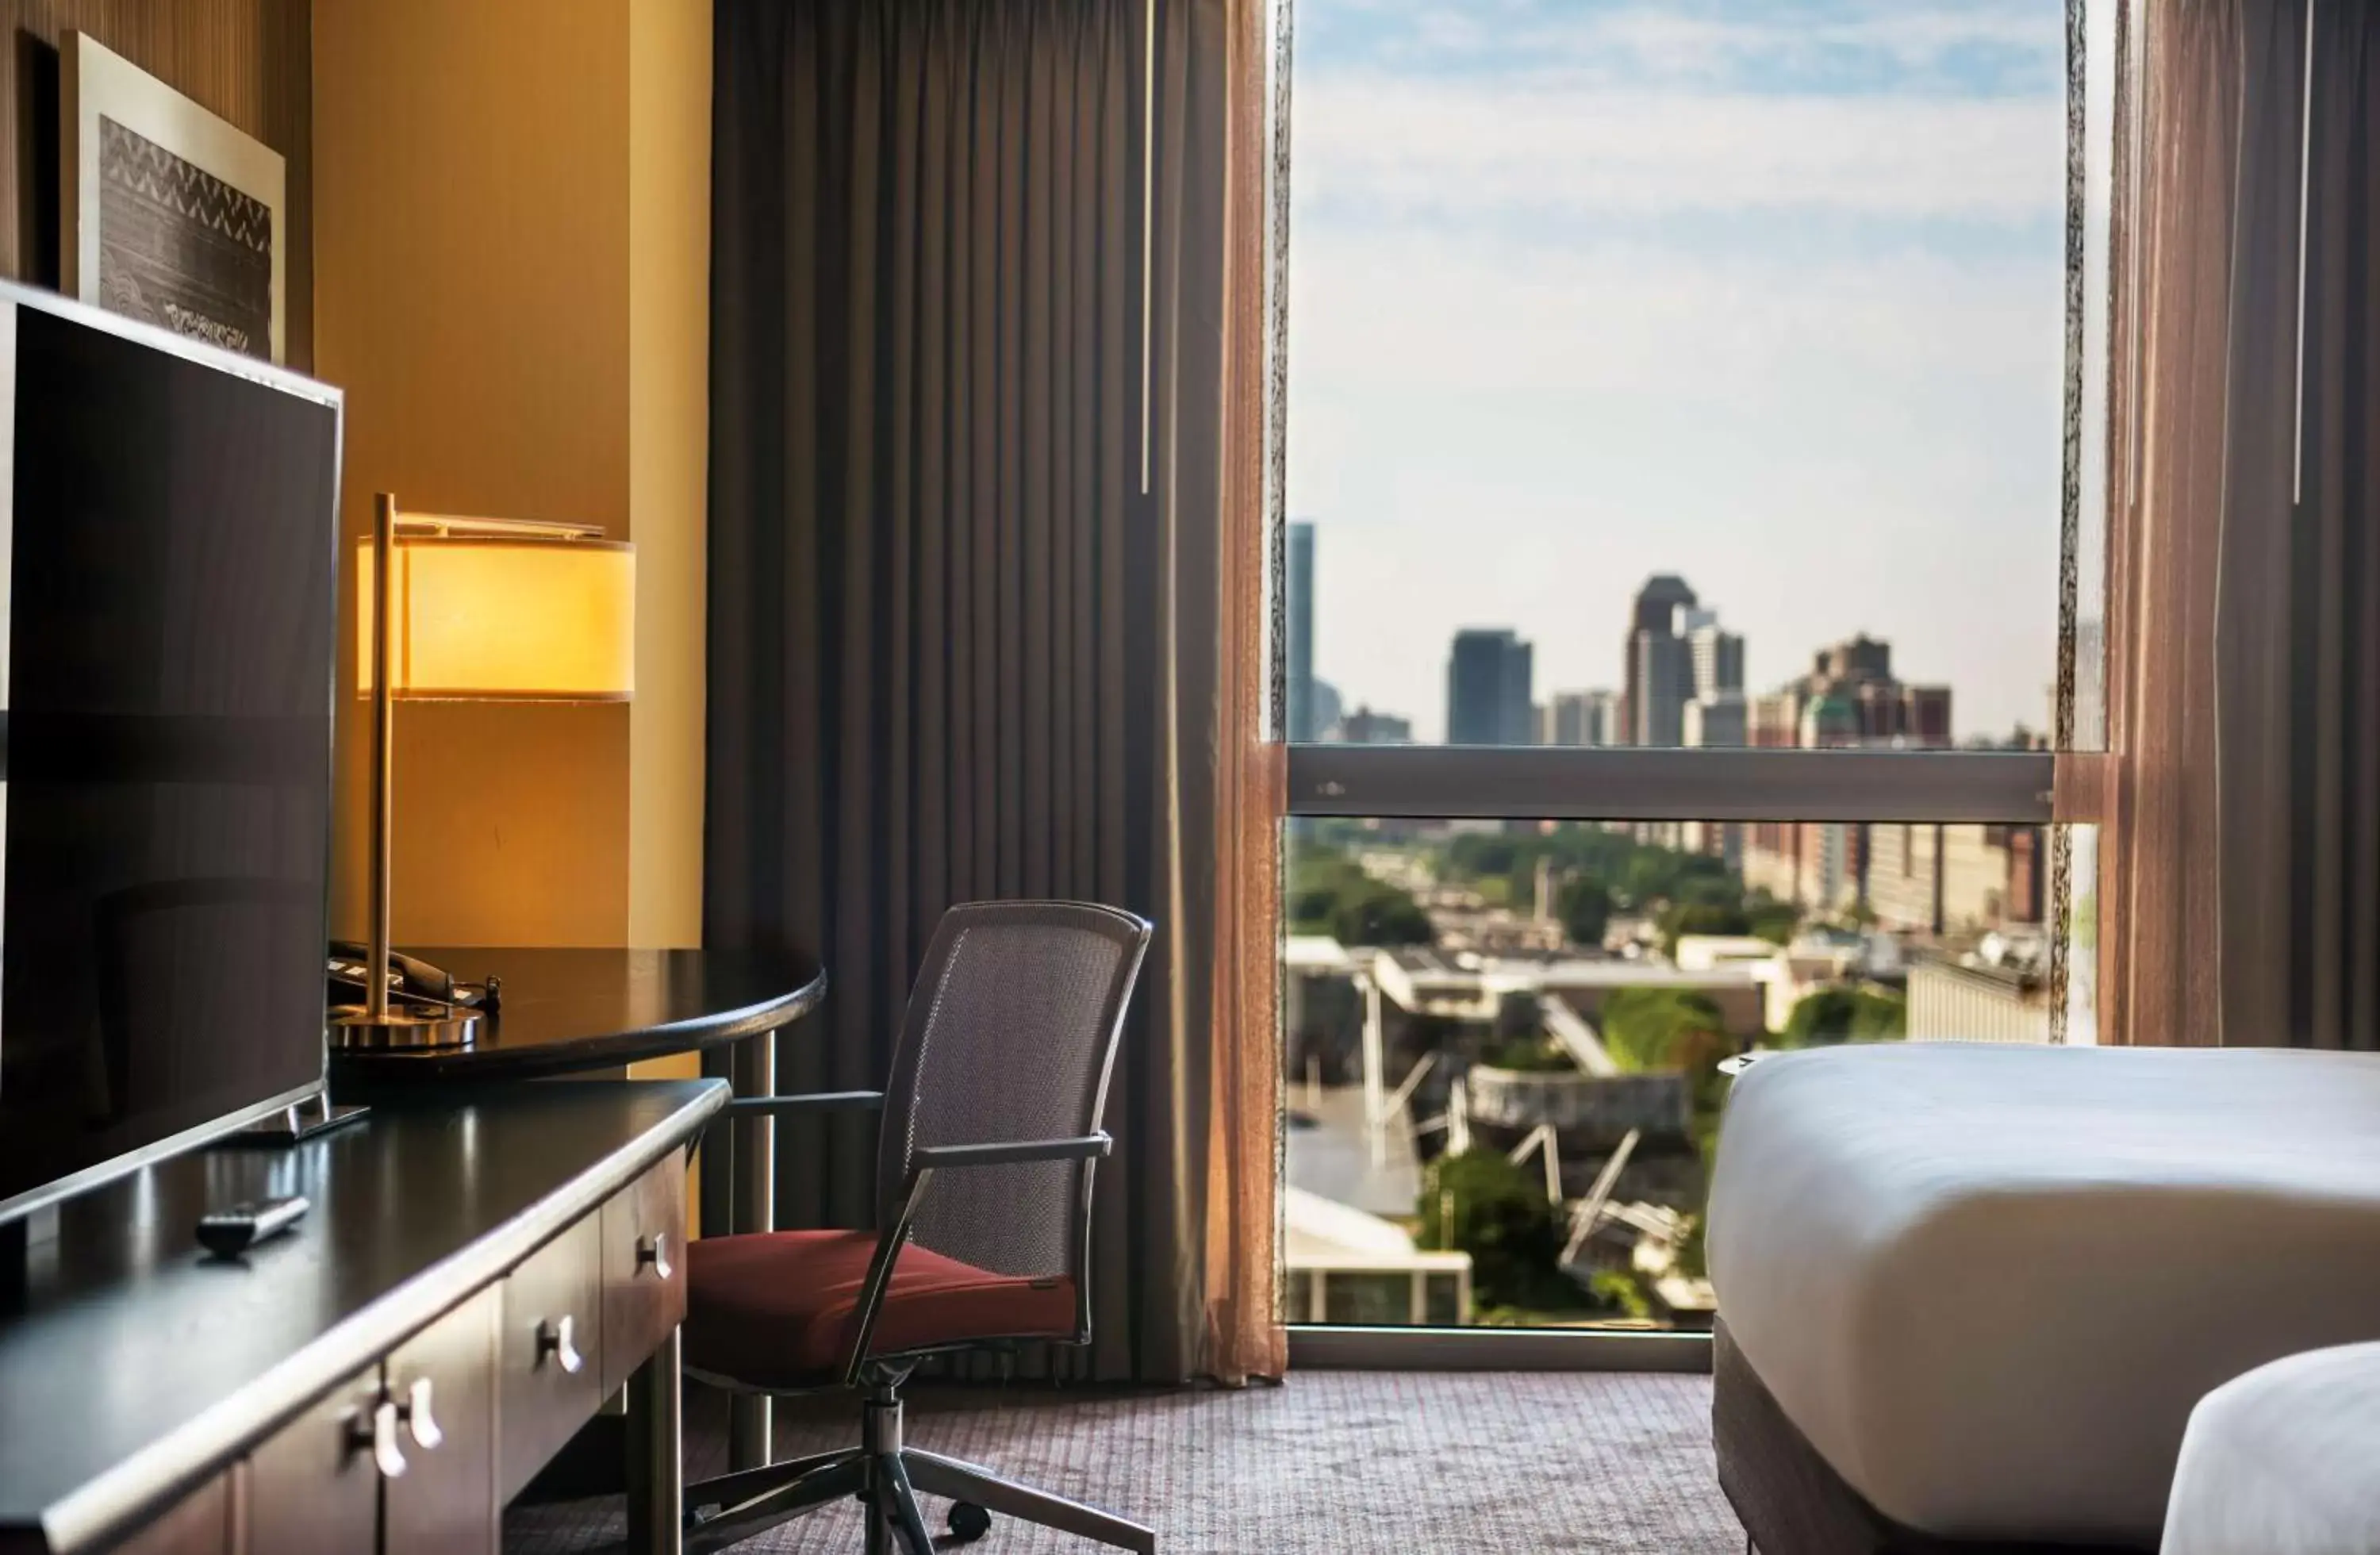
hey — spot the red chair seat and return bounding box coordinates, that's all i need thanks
[685,1230,1077,1388]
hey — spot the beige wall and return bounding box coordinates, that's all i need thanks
[628,0,713,951]
[315,0,708,950]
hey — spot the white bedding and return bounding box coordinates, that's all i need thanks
[1708,1044,2380,1545]
[2164,1342,2380,1555]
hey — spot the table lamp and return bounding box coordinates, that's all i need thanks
[329,492,634,1049]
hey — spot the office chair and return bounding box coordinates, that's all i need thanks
[680,900,1156,1555]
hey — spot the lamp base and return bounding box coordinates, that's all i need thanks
[328,1002,482,1050]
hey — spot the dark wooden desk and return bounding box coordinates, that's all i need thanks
[326,948,827,1085]
[328,947,827,1472]
[0,1081,727,1555]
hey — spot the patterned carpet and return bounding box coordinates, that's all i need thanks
[505,1372,1745,1553]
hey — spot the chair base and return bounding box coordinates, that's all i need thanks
[684,1380,1155,1555]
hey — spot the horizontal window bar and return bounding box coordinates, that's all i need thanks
[1286,746,2054,824]
[1288,1325,1714,1374]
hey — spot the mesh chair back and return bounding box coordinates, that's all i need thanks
[877,902,1150,1304]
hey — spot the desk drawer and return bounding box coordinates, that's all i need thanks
[245,1368,382,1555]
[113,1472,232,1555]
[383,1287,500,1555]
[498,1213,605,1501]
[601,1154,687,1395]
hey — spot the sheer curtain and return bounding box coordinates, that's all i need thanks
[704,0,1282,1383]
[2102,0,2380,1048]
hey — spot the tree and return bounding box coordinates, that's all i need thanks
[1746,898,1800,946]
[1288,851,1433,947]
[1783,985,1907,1045]
[1599,987,1727,1073]
[1658,900,1751,958]
[1480,1032,1577,1073]
[1330,883,1432,947]
[1415,1149,1574,1311]
[1557,876,1611,947]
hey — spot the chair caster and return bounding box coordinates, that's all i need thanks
[949,1502,992,1542]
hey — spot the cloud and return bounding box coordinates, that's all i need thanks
[1293,78,2063,225]
[1299,0,2067,93]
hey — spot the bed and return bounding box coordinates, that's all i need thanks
[1706,1043,2380,1553]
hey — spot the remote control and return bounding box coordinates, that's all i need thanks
[196,1195,310,1257]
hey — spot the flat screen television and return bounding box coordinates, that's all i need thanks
[0,281,342,1226]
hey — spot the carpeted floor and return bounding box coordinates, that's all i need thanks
[505,1372,1745,1553]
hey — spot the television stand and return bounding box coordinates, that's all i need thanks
[228,1089,370,1144]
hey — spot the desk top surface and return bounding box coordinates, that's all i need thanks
[329,946,828,1085]
[0,1079,728,1553]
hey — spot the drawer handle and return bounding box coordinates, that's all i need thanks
[348,1398,408,1480]
[638,1231,673,1280]
[537,1315,585,1375]
[397,1375,443,1452]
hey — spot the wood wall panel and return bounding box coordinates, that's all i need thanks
[315,0,635,948]
[0,0,312,368]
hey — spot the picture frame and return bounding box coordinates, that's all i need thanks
[59,33,286,364]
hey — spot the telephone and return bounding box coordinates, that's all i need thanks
[327,943,501,1012]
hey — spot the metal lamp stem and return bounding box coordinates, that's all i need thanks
[328,492,478,1050]
[368,492,395,1025]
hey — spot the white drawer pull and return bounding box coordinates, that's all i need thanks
[398,1375,443,1451]
[348,1398,407,1479]
[537,1315,585,1375]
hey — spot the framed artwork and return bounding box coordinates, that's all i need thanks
[60,33,286,364]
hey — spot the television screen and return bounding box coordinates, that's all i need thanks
[0,291,340,1222]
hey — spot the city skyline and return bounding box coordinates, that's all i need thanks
[1286,0,2077,743]
[1289,532,1998,749]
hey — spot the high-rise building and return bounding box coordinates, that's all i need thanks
[1678,606,1745,700]
[1683,693,1746,749]
[1312,679,1345,739]
[1543,689,1618,747]
[1287,521,1316,740]
[1447,628,1534,745]
[1618,574,1698,744]
[1741,632,1958,914]
[1630,628,1695,747]
[1338,706,1413,744]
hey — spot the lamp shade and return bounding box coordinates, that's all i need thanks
[358,534,634,700]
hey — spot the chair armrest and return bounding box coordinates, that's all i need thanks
[718,1091,885,1120]
[910,1133,1111,1172]
[835,1131,1113,1385]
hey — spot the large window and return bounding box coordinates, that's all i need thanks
[1272,0,2116,1352]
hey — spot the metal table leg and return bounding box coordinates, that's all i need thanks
[727,1031,775,1471]
[626,1327,685,1555]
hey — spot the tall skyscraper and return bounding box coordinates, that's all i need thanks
[1630,628,1695,747]
[1618,574,1698,744]
[1678,605,1745,700]
[1544,689,1618,747]
[1287,521,1316,740]
[1447,628,1534,745]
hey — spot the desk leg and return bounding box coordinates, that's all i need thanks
[727,1033,774,1471]
[627,1326,684,1555]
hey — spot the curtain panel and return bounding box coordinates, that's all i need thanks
[2102,0,2380,1048]
[706,0,1283,1384]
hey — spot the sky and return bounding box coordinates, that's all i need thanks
[1286,0,2081,744]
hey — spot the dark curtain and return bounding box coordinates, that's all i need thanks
[2107,0,2380,1047]
[2254,0,2380,1047]
[705,0,1280,1383]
